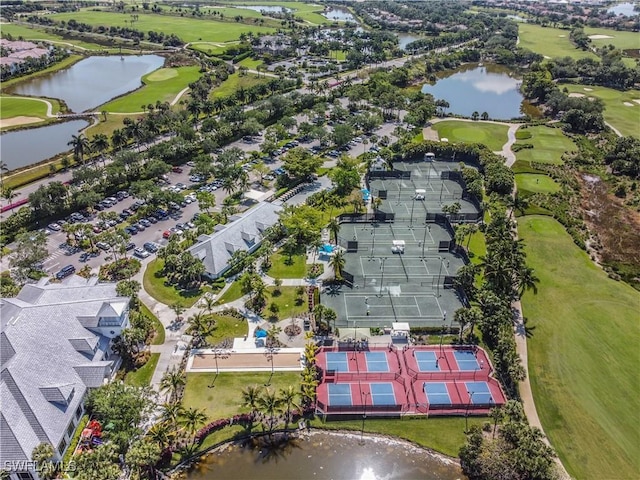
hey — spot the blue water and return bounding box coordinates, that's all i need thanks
[607,2,638,16]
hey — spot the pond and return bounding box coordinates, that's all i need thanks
[0,120,89,171]
[10,54,165,113]
[323,6,357,23]
[235,5,291,13]
[397,33,423,50]
[421,65,525,120]
[607,2,638,16]
[185,431,465,480]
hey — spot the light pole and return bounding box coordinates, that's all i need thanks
[409,197,415,229]
[439,181,445,203]
[369,225,376,260]
[264,348,274,386]
[436,258,449,297]
[465,391,475,432]
[359,392,371,445]
[439,320,446,359]
[378,257,387,298]
[421,224,430,260]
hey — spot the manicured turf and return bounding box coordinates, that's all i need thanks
[583,27,640,51]
[266,286,308,320]
[518,23,598,60]
[267,252,307,279]
[183,372,301,419]
[563,84,640,138]
[188,42,229,56]
[205,314,248,345]
[49,10,276,43]
[519,216,640,479]
[142,258,203,307]
[0,22,107,50]
[222,1,329,24]
[0,96,57,119]
[514,125,576,165]
[124,353,160,387]
[210,71,270,98]
[237,57,263,70]
[86,112,144,139]
[431,120,509,151]
[139,302,165,345]
[216,281,244,305]
[515,173,560,195]
[100,66,200,113]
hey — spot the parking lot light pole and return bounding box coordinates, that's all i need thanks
[421,224,430,259]
[378,257,388,298]
[465,391,475,432]
[359,392,371,445]
[409,198,416,229]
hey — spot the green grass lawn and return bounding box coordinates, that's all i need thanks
[431,120,509,151]
[0,22,107,50]
[222,1,329,24]
[518,23,598,60]
[267,252,307,279]
[49,10,275,43]
[183,372,301,419]
[583,27,640,51]
[139,302,165,345]
[206,314,248,345]
[0,96,60,119]
[563,84,640,138]
[124,353,160,386]
[515,173,560,195]
[329,50,347,61]
[216,281,244,305]
[514,125,576,165]
[311,417,485,458]
[142,259,204,307]
[518,216,640,479]
[266,286,307,321]
[238,57,263,70]
[210,71,270,99]
[0,55,83,90]
[100,66,200,113]
[188,42,229,56]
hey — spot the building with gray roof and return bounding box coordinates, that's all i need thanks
[0,276,130,480]
[188,202,282,279]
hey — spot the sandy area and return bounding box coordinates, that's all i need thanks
[190,351,302,370]
[633,99,640,105]
[568,93,585,98]
[558,35,566,37]
[583,87,593,91]
[0,116,43,128]
[589,34,614,40]
[623,102,634,107]
[422,126,439,141]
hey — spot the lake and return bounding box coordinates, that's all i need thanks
[323,6,357,22]
[397,33,423,50]
[185,431,465,480]
[235,5,291,13]
[0,120,89,171]
[607,2,638,16]
[422,65,525,120]
[10,54,165,113]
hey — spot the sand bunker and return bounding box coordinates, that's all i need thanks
[583,88,593,91]
[544,55,551,59]
[588,35,614,40]
[569,93,585,98]
[0,116,43,128]
[633,99,640,105]
[558,35,566,37]
[623,102,634,107]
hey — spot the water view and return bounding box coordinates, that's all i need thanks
[1,120,89,171]
[10,54,165,113]
[323,6,357,22]
[421,65,524,120]
[397,33,423,50]
[235,5,291,13]
[185,431,465,480]
[607,2,638,16]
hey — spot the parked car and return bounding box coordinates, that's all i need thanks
[126,242,136,251]
[96,242,111,251]
[162,230,172,239]
[79,253,91,262]
[47,223,62,231]
[146,216,158,224]
[55,265,76,280]
[133,247,150,259]
[143,242,159,253]
[172,166,183,173]
[139,219,151,227]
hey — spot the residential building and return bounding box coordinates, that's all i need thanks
[0,276,130,480]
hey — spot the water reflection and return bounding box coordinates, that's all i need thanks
[235,5,291,13]
[607,2,638,16]
[323,6,357,22]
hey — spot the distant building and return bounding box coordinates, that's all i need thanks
[188,202,282,279]
[0,276,130,480]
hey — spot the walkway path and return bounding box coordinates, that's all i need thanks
[1,95,56,118]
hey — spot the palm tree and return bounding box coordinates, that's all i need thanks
[68,134,91,165]
[32,442,56,480]
[241,385,263,426]
[170,302,185,322]
[90,134,110,167]
[160,402,184,431]
[257,388,282,435]
[147,421,175,450]
[201,296,216,316]
[278,386,300,429]
[188,311,216,347]
[329,250,346,281]
[471,111,480,121]
[160,367,186,402]
[267,325,282,347]
[179,407,208,444]
[517,266,539,297]
[327,217,340,244]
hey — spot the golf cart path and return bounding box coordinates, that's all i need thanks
[2,95,56,117]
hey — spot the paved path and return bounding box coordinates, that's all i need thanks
[2,95,56,117]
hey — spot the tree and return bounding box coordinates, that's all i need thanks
[160,367,186,402]
[179,407,208,443]
[73,444,120,480]
[241,385,263,422]
[471,111,479,121]
[257,388,282,434]
[329,250,346,281]
[125,438,161,480]
[32,443,55,480]
[68,134,91,165]
[332,123,354,148]
[281,147,322,181]
[9,231,48,281]
[195,190,215,213]
[278,385,300,429]
[170,302,185,321]
[328,217,340,245]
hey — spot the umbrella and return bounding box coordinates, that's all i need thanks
[255,329,268,338]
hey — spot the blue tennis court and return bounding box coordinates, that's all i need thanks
[454,350,480,371]
[326,352,349,372]
[465,382,494,404]
[370,383,396,405]
[328,384,353,406]
[424,382,452,405]
[415,351,440,372]
[365,351,389,372]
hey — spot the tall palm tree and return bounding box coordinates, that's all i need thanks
[329,250,346,281]
[188,311,216,347]
[90,134,110,167]
[201,296,216,316]
[68,134,91,165]
[327,217,340,244]
[517,266,539,298]
[160,402,184,431]
[278,386,300,429]
[257,388,282,434]
[179,407,208,443]
[160,368,186,402]
[241,385,263,424]
[148,421,176,450]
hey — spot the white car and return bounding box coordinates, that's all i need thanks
[47,223,62,231]
[133,248,150,259]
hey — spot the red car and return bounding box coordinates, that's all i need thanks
[163,230,172,239]
[172,166,183,173]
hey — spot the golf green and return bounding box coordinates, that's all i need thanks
[518,23,598,60]
[515,173,560,194]
[515,125,576,165]
[431,120,509,152]
[519,216,640,479]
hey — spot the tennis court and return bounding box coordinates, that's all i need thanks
[327,384,353,406]
[465,381,494,404]
[370,383,396,405]
[365,351,390,372]
[454,350,481,371]
[326,352,349,372]
[415,351,440,372]
[424,382,452,405]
